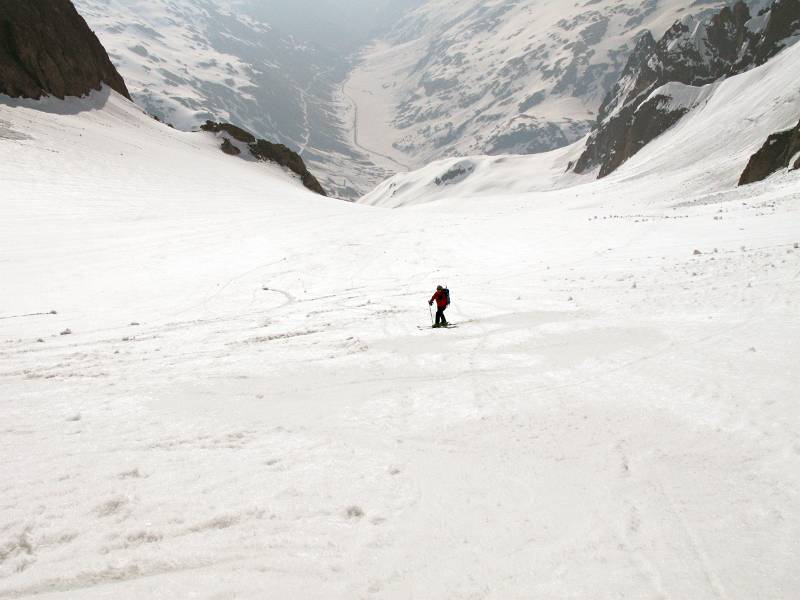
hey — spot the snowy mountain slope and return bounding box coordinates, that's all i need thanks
[361,34,800,208]
[0,88,335,331]
[2,71,800,598]
[575,0,800,177]
[71,0,419,199]
[343,0,772,174]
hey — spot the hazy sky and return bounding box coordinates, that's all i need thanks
[235,0,423,51]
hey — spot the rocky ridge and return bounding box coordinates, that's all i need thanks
[0,0,130,100]
[573,0,800,177]
[201,121,327,196]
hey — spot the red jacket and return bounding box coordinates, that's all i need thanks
[431,290,448,309]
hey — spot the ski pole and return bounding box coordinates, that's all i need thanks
[429,303,434,326]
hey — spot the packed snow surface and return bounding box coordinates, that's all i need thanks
[1,68,800,599]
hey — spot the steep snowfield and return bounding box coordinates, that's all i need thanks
[2,82,800,599]
[362,40,800,208]
[343,0,766,172]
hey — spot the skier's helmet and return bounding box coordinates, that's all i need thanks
[437,285,443,291]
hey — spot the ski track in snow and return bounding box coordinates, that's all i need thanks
[1,67,799,600]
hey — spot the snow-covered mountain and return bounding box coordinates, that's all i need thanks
[361,37,800,208]
[574,0,800,177]
[71,0,419,199]
[343,0,778,173]
[65,0,798,199]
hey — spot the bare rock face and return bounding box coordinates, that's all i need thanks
[201,121,327,196]
[739,120,800,185]
[220,138,241,156]
[0,0,130,100]
[574,92,690,179]
[574,0,800,178]
[754,0,800,66]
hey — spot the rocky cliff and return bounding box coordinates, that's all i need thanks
[202,122,327,196]
[739,119,800,184]
[573,0,800,177]
[0,0,130,100]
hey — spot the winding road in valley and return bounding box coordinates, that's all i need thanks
[340,80,413,173]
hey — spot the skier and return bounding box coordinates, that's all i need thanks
[429,285,449,328]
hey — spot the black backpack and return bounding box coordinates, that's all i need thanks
[443,288,451,306]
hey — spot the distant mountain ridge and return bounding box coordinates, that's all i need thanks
[68,0,748,198]
[359,37,800,208]
[344,0,743,172]
[573,0,800,177]
[8,0,797,201]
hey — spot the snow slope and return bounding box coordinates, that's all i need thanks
[343,0,769,173]
[1,84,799,598]
[362,39,800,208]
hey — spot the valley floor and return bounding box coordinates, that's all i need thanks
[340,41,417,176]
[1,91,799,599]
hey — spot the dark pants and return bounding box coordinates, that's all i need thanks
[435,307,448,326]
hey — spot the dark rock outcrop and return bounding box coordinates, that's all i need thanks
[220,138,241,156]
[0,0,130,100]
[578,94,690,178]
[248,140,327,196]
[739,120,800,185]
[752,0,800,66]
[202,121,327,196]
[574,0,800,177]
[202,122,256,145]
